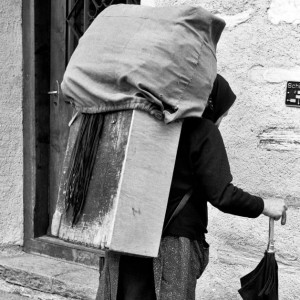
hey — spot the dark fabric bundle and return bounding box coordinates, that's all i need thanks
[65,113,105,225]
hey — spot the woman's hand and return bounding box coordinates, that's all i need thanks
[262,198,288,225]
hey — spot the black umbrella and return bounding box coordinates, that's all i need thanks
[238,218,279,300]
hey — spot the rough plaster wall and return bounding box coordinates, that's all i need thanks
[142,0,300,299]
[0,0,23,245]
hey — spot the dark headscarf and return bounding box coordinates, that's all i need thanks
[202,74,236,123]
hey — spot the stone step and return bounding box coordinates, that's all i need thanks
[0,251,99,300]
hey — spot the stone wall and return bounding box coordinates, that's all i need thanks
[0,0,23,245]
[141,0,300,299]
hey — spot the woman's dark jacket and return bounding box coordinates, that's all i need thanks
[163,117,264,241]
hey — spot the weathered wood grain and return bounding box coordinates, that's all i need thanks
[108,110,182,257]
[52,110,181,256]
[56,111,133,248]
[51,113,83,236]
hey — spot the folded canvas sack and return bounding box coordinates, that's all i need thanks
[61,4,225,123]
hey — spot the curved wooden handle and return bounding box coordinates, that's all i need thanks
[267,218,275,253]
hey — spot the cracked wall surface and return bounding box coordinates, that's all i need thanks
[268,0,300,25]
[0,0,23,245]
[142,1,300,299]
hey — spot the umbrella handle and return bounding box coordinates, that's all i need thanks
[267,217,275,253]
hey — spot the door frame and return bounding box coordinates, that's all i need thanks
[22,0,104,267]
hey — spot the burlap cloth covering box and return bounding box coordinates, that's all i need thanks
[61,4,226,123]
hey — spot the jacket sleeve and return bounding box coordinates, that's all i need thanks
[191,123,264,218]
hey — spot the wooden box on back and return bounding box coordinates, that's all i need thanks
[51,110,181,257]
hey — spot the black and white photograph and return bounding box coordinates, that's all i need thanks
[0,0,298,299]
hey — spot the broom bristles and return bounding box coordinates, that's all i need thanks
[65,113,105,226]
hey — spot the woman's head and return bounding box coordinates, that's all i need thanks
[202,74,236,124]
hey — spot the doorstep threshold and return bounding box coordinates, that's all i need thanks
[0,250,99,300]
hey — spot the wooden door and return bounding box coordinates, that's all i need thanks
[48,0,140,247]
[48,0,71,235]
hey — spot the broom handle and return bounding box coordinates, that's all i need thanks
[267,217,275,253]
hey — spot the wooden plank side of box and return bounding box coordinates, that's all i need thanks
[107,110,182,257]
[51,111,132,248]
[51,113,83,237]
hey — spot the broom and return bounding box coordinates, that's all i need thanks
[64,113,105,226]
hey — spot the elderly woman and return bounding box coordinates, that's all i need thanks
[96,74,287,300]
